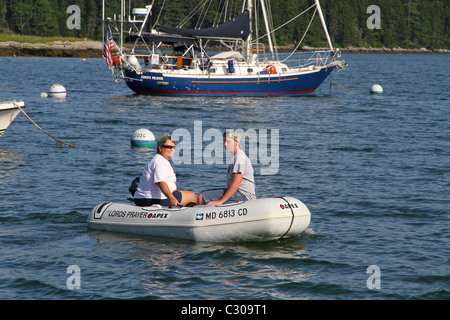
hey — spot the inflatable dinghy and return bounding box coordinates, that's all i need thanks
[88,197,311,242]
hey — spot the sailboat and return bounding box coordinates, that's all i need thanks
[101,0,346,96]
[0,101,24,137]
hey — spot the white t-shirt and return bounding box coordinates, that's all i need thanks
[134,154,177,199]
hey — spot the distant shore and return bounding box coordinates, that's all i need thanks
[0,40,448,57]
[0,40,103,58]
[299,45,450,54]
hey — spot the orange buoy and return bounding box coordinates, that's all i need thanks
[112,55,122,66]
[264,65,277,74]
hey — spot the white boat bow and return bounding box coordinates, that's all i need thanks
[0,100,24,137]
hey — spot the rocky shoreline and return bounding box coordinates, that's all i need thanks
[299,45,450,54]
[0,40,103,58]
[0,40,448,57]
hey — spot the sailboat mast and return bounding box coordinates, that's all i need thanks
[119,0,124,54]
[260,0,274,58]
[246,0,253,62]
[102,0,105,44]
[314,0,333,51]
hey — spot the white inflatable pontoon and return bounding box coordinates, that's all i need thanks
[88,197,311,242]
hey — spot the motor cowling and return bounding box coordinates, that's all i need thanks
[129,176,140,196]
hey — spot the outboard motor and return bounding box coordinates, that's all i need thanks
[129,176,140,197]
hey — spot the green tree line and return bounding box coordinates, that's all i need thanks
[0,0,448,49]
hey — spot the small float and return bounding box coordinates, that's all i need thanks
[88,197,311,242]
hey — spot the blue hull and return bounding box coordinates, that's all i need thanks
[124,66,336,97]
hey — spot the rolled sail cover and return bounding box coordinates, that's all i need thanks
[157,10,250,39]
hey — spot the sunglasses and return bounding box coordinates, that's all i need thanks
[162,145,176,149]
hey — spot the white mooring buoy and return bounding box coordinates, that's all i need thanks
[131,128,155,148]
[370,84,383,94]
[48,84,67,98]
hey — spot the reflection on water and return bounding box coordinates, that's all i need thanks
[88,230,313,299]
[0,148,23,183]
[0,148,24,210]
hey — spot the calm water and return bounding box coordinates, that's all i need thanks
[0,53,448,301]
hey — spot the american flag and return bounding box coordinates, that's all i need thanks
[102,26,115,69]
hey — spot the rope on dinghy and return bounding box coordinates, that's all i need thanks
[277,196,295,241]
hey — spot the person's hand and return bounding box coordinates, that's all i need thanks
[207,200,224,206]
[170,197,180,207]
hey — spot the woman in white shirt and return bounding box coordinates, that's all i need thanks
[134,134,196,207]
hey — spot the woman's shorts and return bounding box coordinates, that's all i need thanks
[200,188,249,204]
[134,190,182,207]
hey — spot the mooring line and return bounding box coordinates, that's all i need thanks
[13,101,78,148]
[330,79,358,95]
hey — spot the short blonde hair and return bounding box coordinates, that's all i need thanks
[224,130,241,143]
